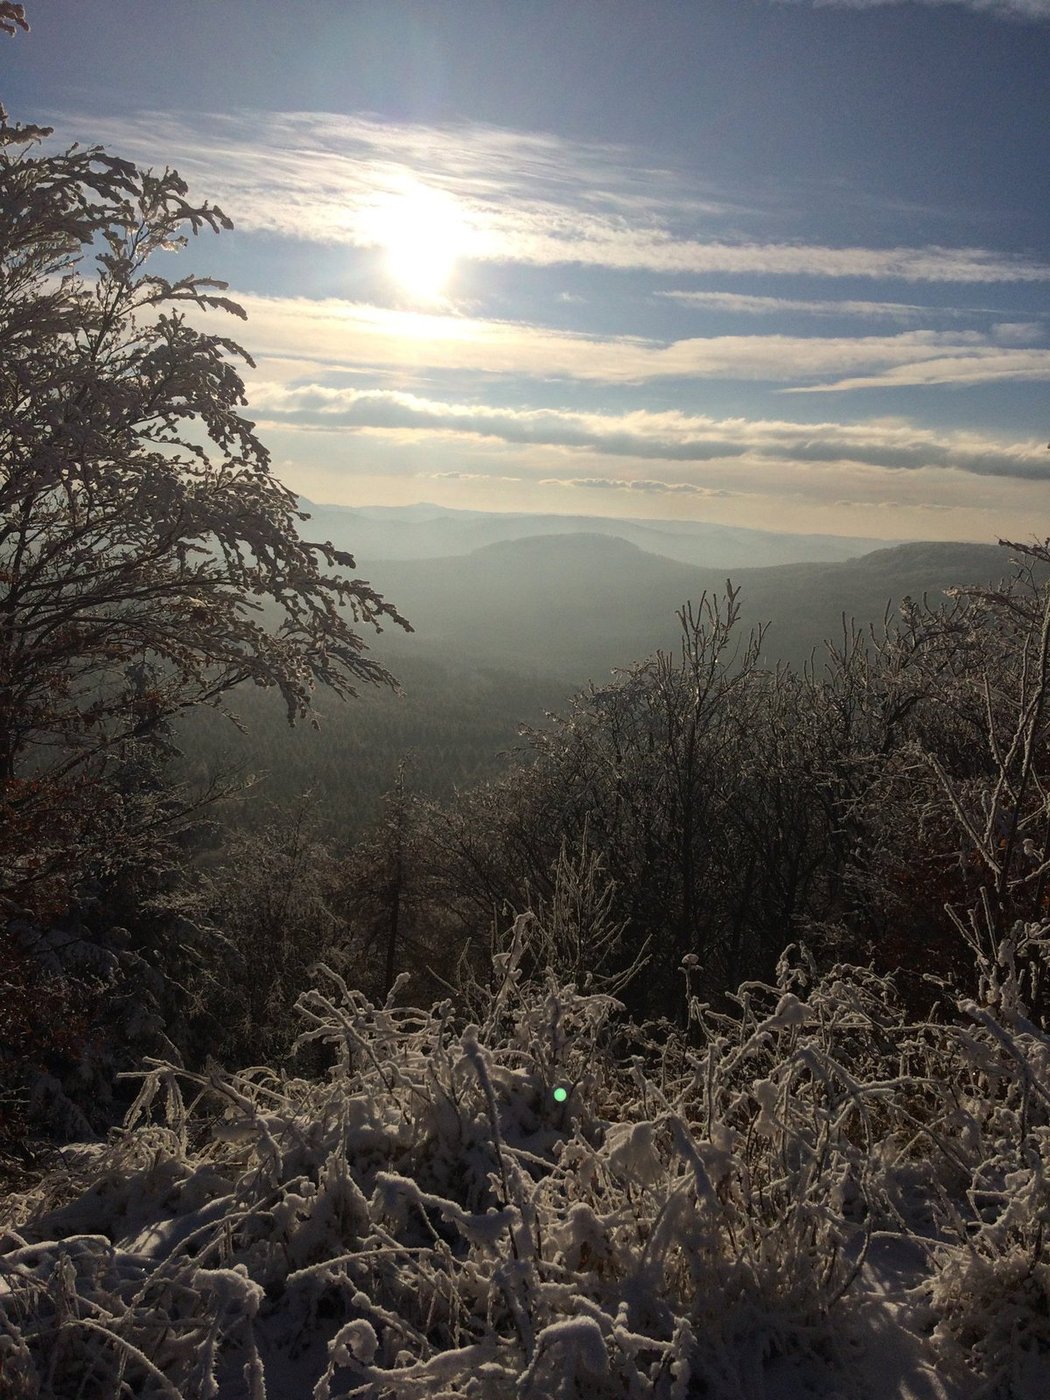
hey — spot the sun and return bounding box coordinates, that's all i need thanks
[373,184,466,303]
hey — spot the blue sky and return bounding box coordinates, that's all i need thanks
[7,0,1050,543]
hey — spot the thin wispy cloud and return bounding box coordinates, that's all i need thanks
[659,291,974,320]
[248,382,1050,480]
[539,478,732,496]
[784,0,1050,17]
[65,110,1050,284]
[789,349,1050,390]
[63,110,738,264]
[223,293,1050,388]
[832,498,954,511]
[424,471,522,483]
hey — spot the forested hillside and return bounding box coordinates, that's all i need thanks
[168,535,1041,842]
[359,534,1027,678]
[171,652,573,843]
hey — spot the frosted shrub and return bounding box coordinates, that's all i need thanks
[918,917,1050,1398]
[0,1227,267,1399]
[7,908,1050,1397]
[927,1192,1050,1400]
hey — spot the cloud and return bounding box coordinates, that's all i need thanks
[833,498,956,510]
[539,478,732,496]
[224,292,1050,387]
[783,0,1050,17]
[787,349,1050,390]
[62,109,1050,284]
[658,291,969,319]
[423,471,521,482]
[991,321,1044,343]
[581,243,1050,283]
[246,381,1050,480]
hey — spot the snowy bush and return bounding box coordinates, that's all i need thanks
[3,907,1050,1398]
[917,919,1050,1398]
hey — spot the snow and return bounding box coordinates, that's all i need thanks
[602,1120,663,1186]
[3,915,1050,1398]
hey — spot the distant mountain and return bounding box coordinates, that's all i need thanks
[365,533,698,679]
[362,534,1031,682]
[178,531,1040,834]
[721,540,1032,673]
[296,499,907,570]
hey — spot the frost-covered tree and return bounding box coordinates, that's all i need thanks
[0,14,409,913]
[0,10,412,1143]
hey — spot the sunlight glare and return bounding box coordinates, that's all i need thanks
[374,184,465,303]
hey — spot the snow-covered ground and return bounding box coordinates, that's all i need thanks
[3,917,1049,1398]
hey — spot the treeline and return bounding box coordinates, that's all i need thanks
[186,547,1049,1068]
[8,540,1047,1154]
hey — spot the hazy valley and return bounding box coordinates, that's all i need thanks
[175,505,1035,837]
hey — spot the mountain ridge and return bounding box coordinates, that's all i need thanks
[362,532,1029,681]
[296,498,913,570]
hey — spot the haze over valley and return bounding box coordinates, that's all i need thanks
[173,501,1041,840]
[303,499,904,568]
[306,499,1010,680]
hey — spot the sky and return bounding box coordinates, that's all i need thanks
[6,0,1050,544]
